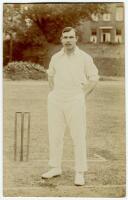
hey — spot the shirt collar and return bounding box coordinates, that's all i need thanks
[59,46,80,56]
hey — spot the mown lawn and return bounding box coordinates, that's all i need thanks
[3,80,125,197]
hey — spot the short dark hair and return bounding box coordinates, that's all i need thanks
[62,27,78,36]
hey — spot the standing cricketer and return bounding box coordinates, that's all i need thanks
[41,27,99,186]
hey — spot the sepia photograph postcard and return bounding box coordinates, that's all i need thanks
[2,0,126,198]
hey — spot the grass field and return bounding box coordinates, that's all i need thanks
[3,80,126,197]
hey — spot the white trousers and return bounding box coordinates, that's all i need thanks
[47,91,88,172]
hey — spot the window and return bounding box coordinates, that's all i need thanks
[90,29,97,43]
[101,33,111,43]
[92,29,97,35]
[116,29,121,35]
[116,7,123,21]
[103,13,111,21]
[115,29,122,43]
[101,29,111,43]
[91,13,98,21]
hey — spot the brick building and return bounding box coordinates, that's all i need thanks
[79,3,124,44]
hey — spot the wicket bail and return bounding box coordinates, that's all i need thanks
[14,112,31,161]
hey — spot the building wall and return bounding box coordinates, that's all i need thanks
[79,3,124,44]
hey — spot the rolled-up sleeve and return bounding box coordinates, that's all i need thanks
[47,56,55,77]
[84,55,99,81]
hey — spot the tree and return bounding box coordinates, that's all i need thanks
[4,3,107,44]
[3,4,28,61]
[23,3,107,42]
[3,3,107,64]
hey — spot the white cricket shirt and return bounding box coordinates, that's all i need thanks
[47,46,99,101]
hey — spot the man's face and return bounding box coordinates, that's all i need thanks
[61,29,78,50]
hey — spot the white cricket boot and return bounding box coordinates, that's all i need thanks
[74,172,85,186]
[41,168,62,179]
